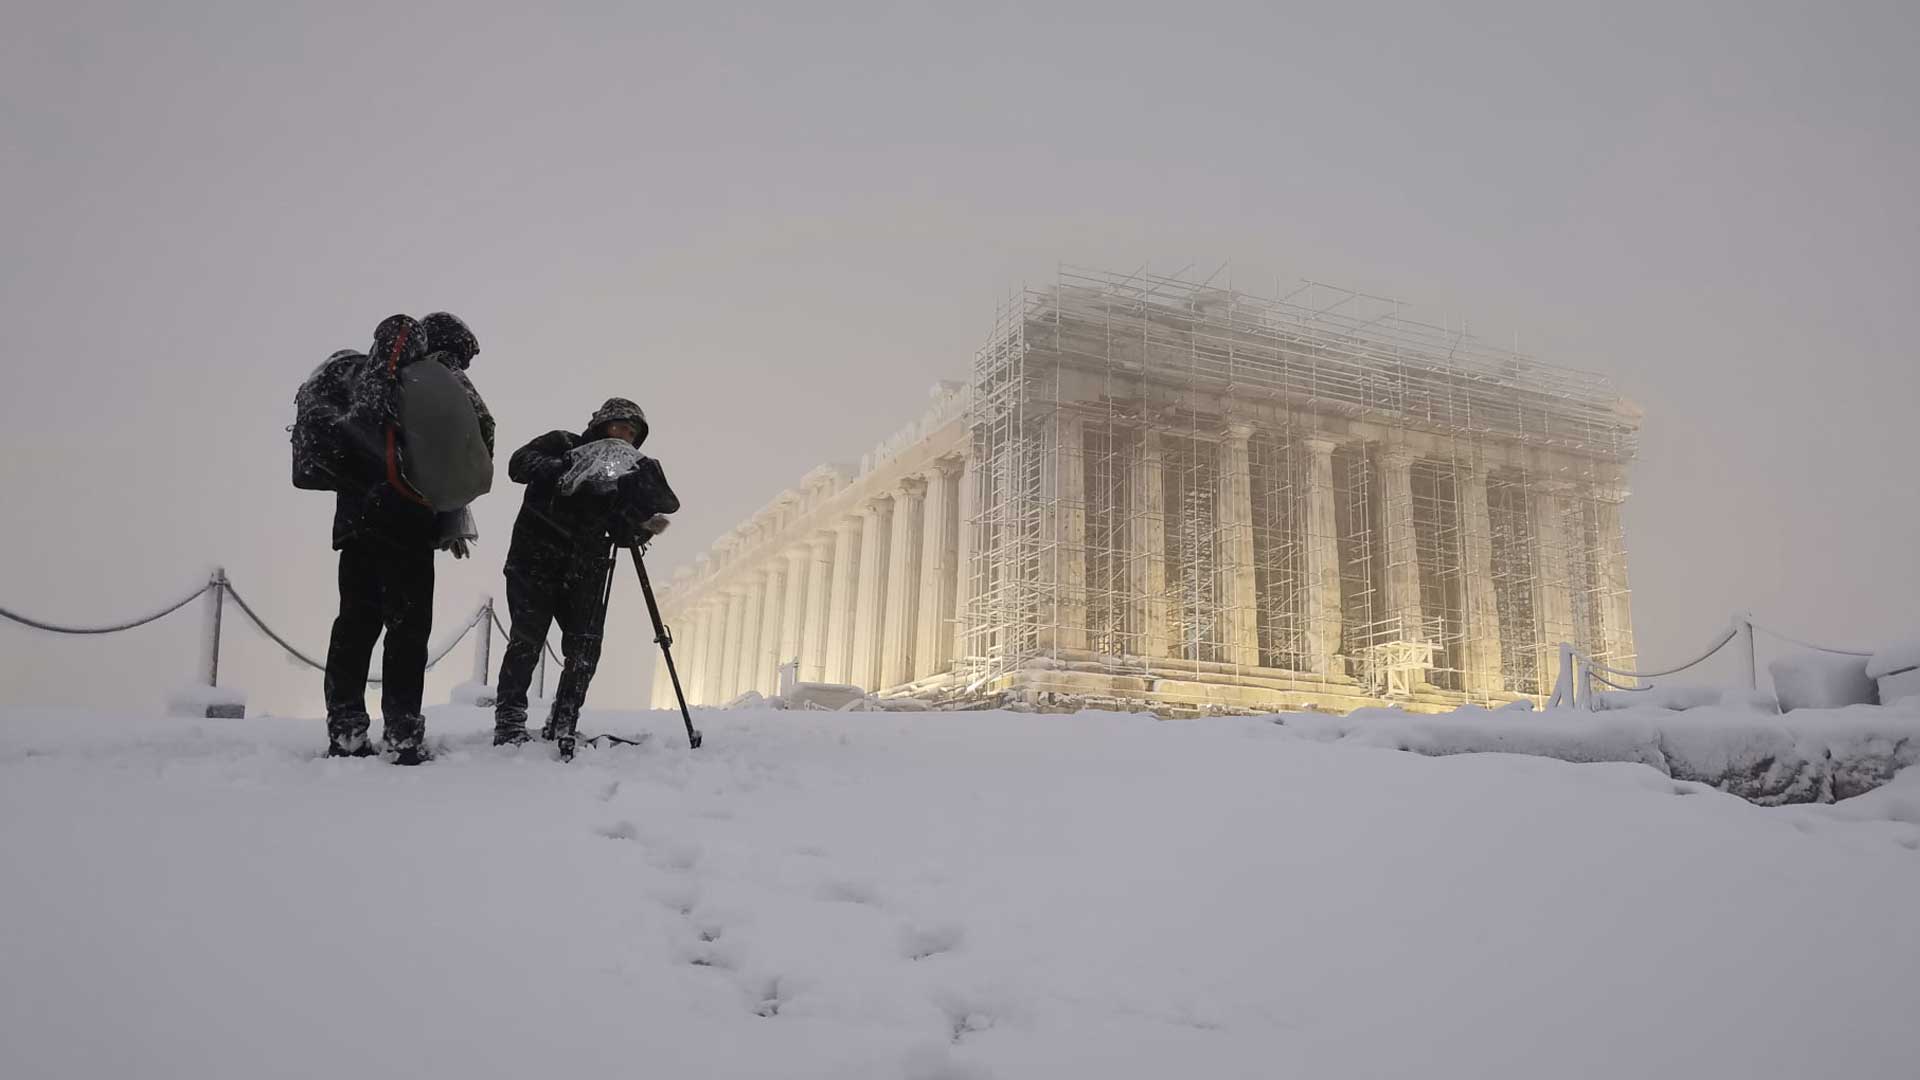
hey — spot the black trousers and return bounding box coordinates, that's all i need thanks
[324,540,435,741]
[494,558,612,737]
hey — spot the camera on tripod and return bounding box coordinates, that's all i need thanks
[563,437,675,547]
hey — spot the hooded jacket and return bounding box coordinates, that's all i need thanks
[329,315,496,551]
[503,401,679,578]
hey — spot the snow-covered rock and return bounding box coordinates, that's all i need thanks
[1276,700,1920,804]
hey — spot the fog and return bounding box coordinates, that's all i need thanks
[3,0,1914,716]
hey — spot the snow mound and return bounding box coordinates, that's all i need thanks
[1769,652,1877,711]
[1276,700,1920,804]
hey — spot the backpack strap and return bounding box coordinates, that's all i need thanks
[381,322,433,508]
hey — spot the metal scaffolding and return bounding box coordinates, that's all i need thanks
[957,265,1638,710]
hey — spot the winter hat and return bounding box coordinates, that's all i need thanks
[421,312,479,368]
[587,397,648,445]
[370,314,427,375]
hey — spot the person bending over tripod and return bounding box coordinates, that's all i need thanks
[493,398,678,752]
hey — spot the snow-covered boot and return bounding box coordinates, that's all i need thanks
[493,706,530,746]
[548,705,579,762]
[385,715,429,766]
[326,733,375,758]
[326,716,375,758]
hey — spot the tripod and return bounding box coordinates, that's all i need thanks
[596,538,703,750]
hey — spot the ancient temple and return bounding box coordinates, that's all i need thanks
[651,267,1639,715]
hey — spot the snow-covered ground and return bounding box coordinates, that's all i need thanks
[3,703,1918,1079]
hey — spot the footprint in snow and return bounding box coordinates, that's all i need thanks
[648,840,702,871]
[648,881,701,916]
[819,878,883,907]
[754,975,789,1018]
[595,820,640,841]
[900,921,966,961]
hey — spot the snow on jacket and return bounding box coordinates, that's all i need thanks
[504,429,679,578]
[328,320,497,552]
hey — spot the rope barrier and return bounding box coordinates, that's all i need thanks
[1752,622,1873,658]
[420,612,482,675]
[1578,627,1737,681]
[0,582,211,635]
[1,572,1888,703]
[1588,669,1650,692]
[221,580,327,672]
[223,581,483,682]
[491,607,562,665]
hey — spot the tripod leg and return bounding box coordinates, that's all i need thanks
[557,546,618,762]
[629,544,702,749]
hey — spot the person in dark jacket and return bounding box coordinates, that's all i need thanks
[493,397,679,752]
[321,313,494,763]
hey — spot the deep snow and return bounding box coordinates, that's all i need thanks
[3,703,1918,1079]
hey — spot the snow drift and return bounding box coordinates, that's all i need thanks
[1277,700,1920,804]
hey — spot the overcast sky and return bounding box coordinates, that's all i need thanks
[2,0,1914,715]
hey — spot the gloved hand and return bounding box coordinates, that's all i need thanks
[436,509,478,558]
[641,513,672,536]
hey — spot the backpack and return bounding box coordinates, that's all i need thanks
[395,359,494,511]
[290,350,369,492]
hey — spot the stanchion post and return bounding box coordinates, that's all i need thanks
[201,567,226,688]
[472,598,493,686]
[1547,642,1576,709]
[1733,611,1756,691]
[190,567,245,719]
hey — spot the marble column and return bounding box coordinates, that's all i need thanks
[755,564,786,697]
[1378,446,1425,641]
[823,517,863,685]
[701,598,729,705]
[1216,422,1261,667]
[1590,488,1636,668]
[1041,411,1088,652]
[849,498,893,690]
[1531,481,1578,694]
[718,587,749,705]
[1302,437,1344,677]
[914,460,962,681]
[686,600,712,705]
[683,602,714,705]
[800,533,835,683]
[1128,428,1168,659]
[880,478,927,689]
[778,546,810,684]
[735,576,766,701]
[1457,464,1505,695]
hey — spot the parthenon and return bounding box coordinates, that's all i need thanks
[651,267,1640,715]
